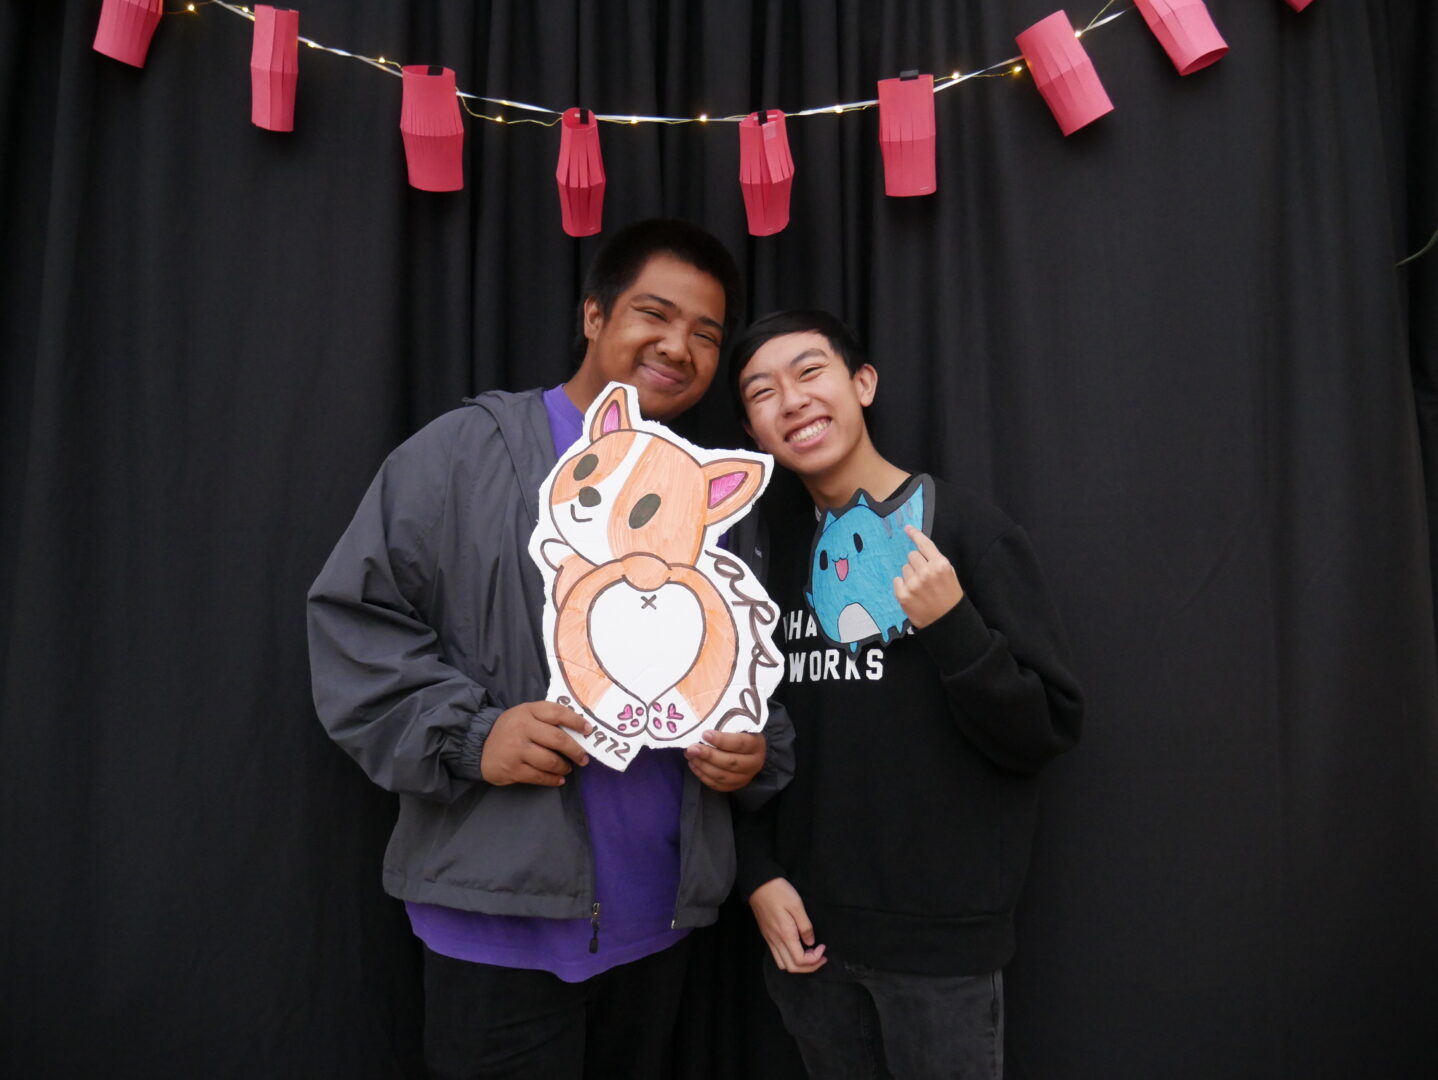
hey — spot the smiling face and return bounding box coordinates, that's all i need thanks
[571,253,727,422]
[737,330,877,482]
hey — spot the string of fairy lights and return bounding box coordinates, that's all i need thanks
[159,0,1433,264]
[179,0,1133,127]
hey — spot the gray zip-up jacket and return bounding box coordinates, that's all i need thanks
[307,387,794,928]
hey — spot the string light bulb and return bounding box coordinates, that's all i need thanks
[192,0,1133,127]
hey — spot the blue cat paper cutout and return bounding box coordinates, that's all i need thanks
[805,474,936,652]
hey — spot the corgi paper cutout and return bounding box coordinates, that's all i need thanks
[806,473,935,652]
[529,383,782,770]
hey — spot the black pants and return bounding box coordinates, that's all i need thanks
[764,958,1004,1079]
[421,938,694,1080]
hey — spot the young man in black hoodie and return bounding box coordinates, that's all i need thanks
[727,311,1083,1079]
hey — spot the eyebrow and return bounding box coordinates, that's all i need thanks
[631,293,725,336]
[739,347,828,392]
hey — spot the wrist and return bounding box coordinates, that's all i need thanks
[915,594,990,673]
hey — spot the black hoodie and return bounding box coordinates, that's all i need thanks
[736,477,1083,975]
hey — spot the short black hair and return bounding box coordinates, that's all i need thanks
[573,219,744,356]
[725,309,867,416]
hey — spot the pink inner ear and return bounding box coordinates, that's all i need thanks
[601,402,621,434]
[709,471,746,508]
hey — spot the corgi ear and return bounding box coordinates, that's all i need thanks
[589,384,633,443]
[702,458,766,527]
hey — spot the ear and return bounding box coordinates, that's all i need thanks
[897,481,925,525]
[588,384,634,442]
[853,363,878,408]
[701,458,766,526]
[581,295,605,344]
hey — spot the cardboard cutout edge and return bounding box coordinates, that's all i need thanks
[528,383,782,771]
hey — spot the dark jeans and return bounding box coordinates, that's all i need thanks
[764,958,1004,1080]
[421,938,693,1080]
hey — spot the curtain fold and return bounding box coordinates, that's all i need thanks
[2,2,1434,1076]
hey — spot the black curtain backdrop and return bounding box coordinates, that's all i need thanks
[3,1,1436,1076]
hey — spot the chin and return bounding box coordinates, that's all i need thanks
[770,447,816,476]
[778,444,836,479]
[637,392,687,422]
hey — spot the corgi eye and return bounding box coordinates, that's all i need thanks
[853,533,864,553]
[818,551,828,571]
[628,493,661,529]
[572,454,599,481]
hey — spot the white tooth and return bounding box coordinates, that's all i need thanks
[790,419,828,443]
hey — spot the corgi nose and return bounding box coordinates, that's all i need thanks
[578,487,601,507]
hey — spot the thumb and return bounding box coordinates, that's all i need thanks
[791,906,815,948]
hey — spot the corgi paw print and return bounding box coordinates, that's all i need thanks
[616,702,647,734]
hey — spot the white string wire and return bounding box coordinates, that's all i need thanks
[203,1,1133,125]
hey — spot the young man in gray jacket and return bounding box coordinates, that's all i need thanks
[307,219,793,1079]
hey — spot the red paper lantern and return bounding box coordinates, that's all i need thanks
[400,66,465,192]
[1285,0,1316,11]
[738,110,795,237]
[1135,0,1227,75]
[1015,11,1115,136]
[555,108,606,237]
[93,0,163,69]
[250,6,299,132]
[877,71,937,197]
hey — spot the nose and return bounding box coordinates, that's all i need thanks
[653,323,690,365]
[778,378,810,414]
[578,487,601,507]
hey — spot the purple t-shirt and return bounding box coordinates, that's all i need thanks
[406,384,689,981]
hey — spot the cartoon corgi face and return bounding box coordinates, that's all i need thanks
[549,385,766,566]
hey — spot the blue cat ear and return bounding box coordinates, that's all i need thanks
[900,484,924,522]
[856,494,870,508]
[821,510,836,529]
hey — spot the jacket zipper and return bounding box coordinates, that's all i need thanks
[589,902,601,953]
[670,765,698,932]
